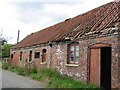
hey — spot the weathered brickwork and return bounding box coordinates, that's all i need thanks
[118,22,120,88]
[48,34,119,88]
[10,31,119,88]
[8,1,120,87]
[10,30,119,88]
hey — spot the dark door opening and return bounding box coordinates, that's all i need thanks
[29,51,32,62]
[101,47,111,89]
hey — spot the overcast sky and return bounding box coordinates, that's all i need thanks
[0,0,114,44]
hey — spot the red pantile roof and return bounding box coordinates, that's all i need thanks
[13,1,120,49]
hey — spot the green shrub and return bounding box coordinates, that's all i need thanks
[16,67,26,76]
[38,68,61,78]
[30,73,42,80]
[38,67,97,88]
[2,62,11,70]
[31,66,37,74]
[7,65,15,72]
[23,66,37,76]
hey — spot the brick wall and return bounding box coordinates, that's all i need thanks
[50,34,119,88]
[10,30,119,88]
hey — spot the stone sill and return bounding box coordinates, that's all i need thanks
[66,64,79,67]
[34,59,40,60]
[40,62,47,65]
[19,60,22,62]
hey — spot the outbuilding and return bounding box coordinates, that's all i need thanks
[10,1,120,88]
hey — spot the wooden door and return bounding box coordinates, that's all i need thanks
[42,53,46,62]
[90,48,100,86]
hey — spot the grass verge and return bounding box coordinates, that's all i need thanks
[2,62,97,88]
[0,61,2,68]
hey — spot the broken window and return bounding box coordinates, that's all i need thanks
[67,43,79,64]
[20,51,22,61]
[11,54,13,58]
[29,51,32,62]
[35,52,40,58]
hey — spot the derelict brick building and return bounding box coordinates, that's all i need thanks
[10,1,120,88]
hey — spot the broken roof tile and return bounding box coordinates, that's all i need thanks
[13,1,120,49]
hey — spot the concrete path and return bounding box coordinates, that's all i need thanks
[2,69,44,88]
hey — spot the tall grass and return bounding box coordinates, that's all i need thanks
[2,62,37,76]
[31,68,97,88]
[2,62,11,70]
[0,61,2,68]
[2,62,97,88]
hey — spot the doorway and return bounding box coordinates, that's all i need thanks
[29,51,32,62]
[89,46,111,89]
[101,47,111,89]
[42,49,46,62]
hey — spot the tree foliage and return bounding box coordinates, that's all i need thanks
[0,29,8,45]
[2,44,13,58]
[0,39,7,45]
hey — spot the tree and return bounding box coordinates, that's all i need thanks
[2,44,13,58]
[0,29,12,60]
[0,28,8,45]
[0,38,7,45]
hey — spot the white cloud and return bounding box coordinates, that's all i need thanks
[0,1,21,43]
[0,0,114,44]
[1,0,84,3]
